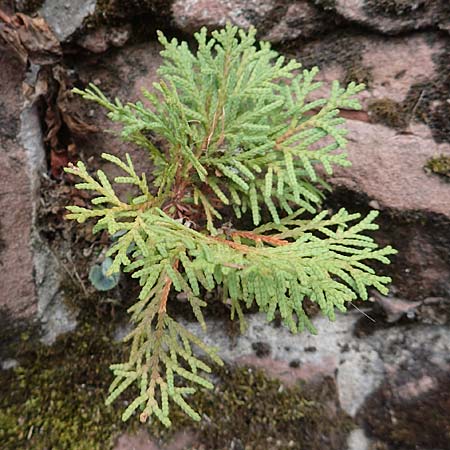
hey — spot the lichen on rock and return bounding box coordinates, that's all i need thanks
[425,154,450,180]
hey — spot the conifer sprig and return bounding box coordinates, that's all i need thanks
[66,24,396,426]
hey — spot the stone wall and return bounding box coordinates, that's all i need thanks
[1,0,450,449]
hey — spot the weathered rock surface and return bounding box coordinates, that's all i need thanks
[0,29,71,341]
[0,44,37,318]
[71,41,163,180]
[172,0,331,41]
[332,121,450,216]
[172,0,450,41]
[346,428,370,450]
[114,430,196,450]
[263,1,333,43]
[39,0,97,42]
[2,2,450,448]
[182,309,450,448]
[172,0,272,32]
[76,24,131,53]
[331,0,450,35]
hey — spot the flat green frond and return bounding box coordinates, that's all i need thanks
[66,24,396,428]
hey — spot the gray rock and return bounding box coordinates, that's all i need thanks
[33,232,77,345]
[39,292,78,345]
[346,428,370,450]
[1,358,19,370]
[19,65,75,343]
[39,0,97,42]
[181,312,381,415]
[20,75,46,198]
[180,308,450,419]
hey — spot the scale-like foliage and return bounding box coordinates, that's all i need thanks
[66,24,396,426]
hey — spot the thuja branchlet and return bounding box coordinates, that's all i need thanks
[65,24,396,426]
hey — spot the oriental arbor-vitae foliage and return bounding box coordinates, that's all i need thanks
[65,25,396,426]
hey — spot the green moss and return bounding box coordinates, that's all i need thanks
[0,319,139,450]
[0,318,353,450]
[0,274,140,450]
[162,368,354,450]
[343,64,373,87]
[425,154,450,180]
[368,98,409,129]
[0,283,353,450]
[0,272,352,449]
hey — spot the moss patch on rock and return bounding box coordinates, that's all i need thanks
[0,319,353,450]
[425,154,450,181]
[343,64,373,87]
[368,98,409,129]
[0,277,353,450]
[160,368,353,450]
[0,321,137,449]
[367,82,433,129]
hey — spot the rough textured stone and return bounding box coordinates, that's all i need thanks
[114,430,196,450]
[76,25,131,53]
[39,0,97,42]
[33,235,77,344]
[360,34,442,102]
[114,430,159,450]
[172,0,276,33]
[0,44,37,318]
[181,309,450,428]
[295,32,450,215]
[183,313,382,417]
[346,428,370,450]
[172,0,450,41]
[263,1,333,43]
[172,0,330,42]
[331,121,450,216]
[332,0,449,34]
[359,330,450,449]
[0,40,70,340]
[71,41,163,180]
